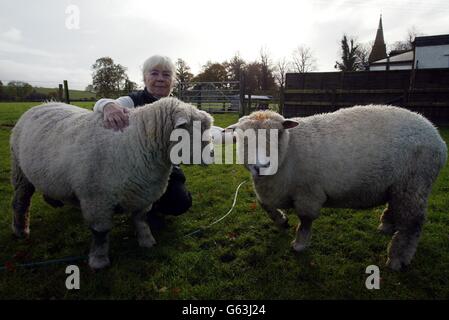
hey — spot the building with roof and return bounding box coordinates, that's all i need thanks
[368,15,449,71]
[370,50,414,71]
[414,34,449,69]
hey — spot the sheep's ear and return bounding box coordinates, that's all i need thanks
[175,117,188,128]
[223,123,238,132]
[282,120,299,129]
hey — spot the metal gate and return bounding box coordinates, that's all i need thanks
[175,81,243,114]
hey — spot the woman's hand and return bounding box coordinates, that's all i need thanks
[103,103,130,131]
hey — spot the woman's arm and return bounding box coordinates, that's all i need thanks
[93,96,135,113]
[94,96,135,131]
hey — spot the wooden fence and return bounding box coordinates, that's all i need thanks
[283,68,449,125]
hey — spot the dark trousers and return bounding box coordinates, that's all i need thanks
[147,166,192,216]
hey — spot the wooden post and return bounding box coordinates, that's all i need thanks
[58,84,63,102]
[198,84,202,110]
[279,86,285,115]
[239,72,246,117]
[63,80,70,104]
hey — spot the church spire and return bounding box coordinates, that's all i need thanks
[369,15,388,63]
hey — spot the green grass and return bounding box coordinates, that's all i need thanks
[0,101,448,299]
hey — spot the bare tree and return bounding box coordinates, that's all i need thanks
[390,26,424,52]
[274,57,292,114]
[406,26,423,47]
[259,47,276,91]
[274,57,292,89]
[291,45,317,73]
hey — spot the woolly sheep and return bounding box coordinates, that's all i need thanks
[10,97,213,269]
[225,105,447,271]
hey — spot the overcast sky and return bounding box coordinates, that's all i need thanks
[1,0,449,90]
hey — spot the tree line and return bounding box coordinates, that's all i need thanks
[0,27,421,102]
[0,81,61,101]
[90,27,421,99]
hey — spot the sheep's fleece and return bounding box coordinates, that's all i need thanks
[10,97,213,269]
[227,105,447,271]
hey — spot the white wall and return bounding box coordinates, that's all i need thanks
[390,64,412,70]
[415,45,449,69]
[369,64,412,71]
[369,65,386,71]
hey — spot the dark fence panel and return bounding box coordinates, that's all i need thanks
[284,68,449,125]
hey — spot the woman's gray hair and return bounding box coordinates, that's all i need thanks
[142,55,176,83]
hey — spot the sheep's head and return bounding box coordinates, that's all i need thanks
[168,98,214,166]
[224,110,298,177]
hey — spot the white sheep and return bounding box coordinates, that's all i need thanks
[225,105,447,270]
[10,97,213,269]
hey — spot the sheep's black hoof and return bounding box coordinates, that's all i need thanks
[88,255,110,270]
[291,240,309,253]
[138,236,157,248]
[386,258,410,272]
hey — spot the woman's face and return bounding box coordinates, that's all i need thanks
[144,66,173,98]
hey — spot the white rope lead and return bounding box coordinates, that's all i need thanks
[183,180,248,238]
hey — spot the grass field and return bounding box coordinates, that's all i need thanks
[0,101,448,299]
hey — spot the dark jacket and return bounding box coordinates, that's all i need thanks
[128,87,158,107]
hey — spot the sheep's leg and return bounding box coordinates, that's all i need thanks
[81,200,113,270]
[291,215,316,252]
[378,205,396,235]
[11,159,35,238]
[386,184,429,271]
[386,215,424,271]
[291,198,322,252]
[259,202,289,230]
[133,209,156,248]
[89,228,111,270]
